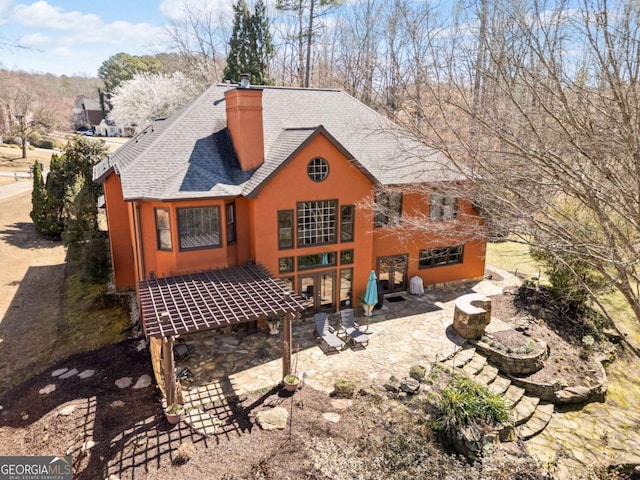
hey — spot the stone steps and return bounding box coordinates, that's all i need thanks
[517,403,554,440]
[461,353,487,376]
[487,374,511,396]
[440,347,555,441]
[475,364,499,386]
[513,395,540,426]
[504,384,526,406]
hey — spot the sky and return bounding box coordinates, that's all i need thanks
[0,0,232,77]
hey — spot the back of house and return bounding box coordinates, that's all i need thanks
[93,81,486,318]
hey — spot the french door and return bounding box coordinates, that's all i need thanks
[298,270,336,313]
[377,254,408,294]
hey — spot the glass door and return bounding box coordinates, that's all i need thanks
[377,255,408,294]
[298,270,336,313]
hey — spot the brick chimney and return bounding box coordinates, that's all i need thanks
[225,74,264,171]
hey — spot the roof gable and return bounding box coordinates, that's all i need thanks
[243,125,376,198]
[93,84,465,201]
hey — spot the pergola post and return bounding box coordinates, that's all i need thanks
[161,336,179,406]
[281,313,294,380]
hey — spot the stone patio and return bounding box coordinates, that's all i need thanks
[176,271,517,397]
[173,268,640,478]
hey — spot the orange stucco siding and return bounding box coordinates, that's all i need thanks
[372,191,486,287]
[103,174,136,289]
[249,133,374,305]
[104,165,485,303]
[135,198,239,279]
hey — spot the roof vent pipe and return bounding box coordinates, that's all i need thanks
[240,73,250,89]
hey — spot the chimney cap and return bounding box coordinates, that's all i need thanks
[239,73,250,88]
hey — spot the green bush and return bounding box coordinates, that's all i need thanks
[33,138,55,149]
[333,378,356,398]
[432,376,511,435]
[2,136,21,145]
[27,131,41,143]
[409,365,427,381]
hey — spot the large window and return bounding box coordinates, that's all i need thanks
[430,194,457,220]
[177,206,220,250]
[340,205,354,242]
[278,210,294,249]
[154,208,172,251]
[297,200,337,246]
[374,191,402,227]
[419,245,464,269]
[226,203,237,245]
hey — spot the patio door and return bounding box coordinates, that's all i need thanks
[299,270,336,313]
[377,254,408,294]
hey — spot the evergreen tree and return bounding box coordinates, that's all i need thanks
[224,0,274,85]
[31,137,108,239]
[251,0,274,85]
[30,161,47,232]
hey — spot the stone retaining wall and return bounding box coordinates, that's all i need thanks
[504,354,608,404]
[472,339,549,375]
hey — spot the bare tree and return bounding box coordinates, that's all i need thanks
[163,0,231,86]
[411,0,640,327]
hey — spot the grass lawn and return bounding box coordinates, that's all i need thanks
[0,144,56,170]
[485,240,541,278]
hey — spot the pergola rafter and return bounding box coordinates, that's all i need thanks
[138,264,305,404]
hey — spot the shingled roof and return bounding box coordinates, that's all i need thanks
[93,84,464,201]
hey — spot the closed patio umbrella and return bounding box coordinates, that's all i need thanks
[363,270,378,316]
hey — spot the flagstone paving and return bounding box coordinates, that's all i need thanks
[174,267,640,478]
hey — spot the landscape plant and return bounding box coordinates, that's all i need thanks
[432,375,511,436]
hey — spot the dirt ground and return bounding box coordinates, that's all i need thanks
[0,190,67,393]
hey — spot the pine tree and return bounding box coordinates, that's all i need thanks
[251,0,274,85]
[224,0,274,85]
[30,161,47,232]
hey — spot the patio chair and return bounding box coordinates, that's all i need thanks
[314,313,345,354]
[339,309,369,348]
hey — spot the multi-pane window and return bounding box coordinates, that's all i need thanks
[307,157,329,182]
[340,205,354,242]
[226,203,237,245]
[374,190,402,226]
[430,194,458,220]
[154,208,172,251]
[278,210,294,249]
[419,245,464,269]
[297,200,337,246]
[279,257,294,273]
[297,252,337,270]
[340,249,354,265]
[177,206,220,250]
[340,268,353,307]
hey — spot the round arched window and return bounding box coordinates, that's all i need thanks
[307,157,329,182]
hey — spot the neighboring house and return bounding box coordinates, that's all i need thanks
[93,81,486,390]
[96,119,123,137]
[72,95,103,129]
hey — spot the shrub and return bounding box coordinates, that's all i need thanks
[432,376,511,435]
[409,365,427,381]
[333,378,356,398]
[2,136,20,145]
[33,138,55,149]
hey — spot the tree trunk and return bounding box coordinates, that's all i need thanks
[305,0,315,88]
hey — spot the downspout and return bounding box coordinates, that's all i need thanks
[132,201,146,280]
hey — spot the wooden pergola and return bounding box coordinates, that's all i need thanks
[138,264,305,405]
